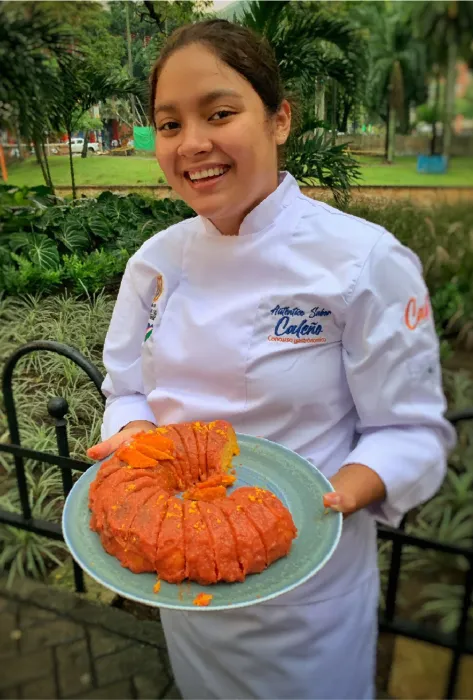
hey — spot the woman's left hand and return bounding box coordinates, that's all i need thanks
[324,463,387,517]
[323,489,357,517]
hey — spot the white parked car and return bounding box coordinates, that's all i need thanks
[68,138,100,153]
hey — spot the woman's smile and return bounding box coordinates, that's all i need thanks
[184,163,232,190]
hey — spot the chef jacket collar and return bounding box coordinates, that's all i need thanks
[200,171,299,238]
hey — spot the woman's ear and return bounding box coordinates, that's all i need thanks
[275,99,291,146]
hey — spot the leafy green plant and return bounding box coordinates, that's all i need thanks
[0,188,194,296]
[62,249,130,294]
[285,130,361,206]
[414,583,473,634]
[0,468,67,587]
[0,255,63,296]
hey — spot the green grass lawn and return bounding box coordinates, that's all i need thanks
[6,155,165,188]
[356,155,473,186]
[5,154,473,189]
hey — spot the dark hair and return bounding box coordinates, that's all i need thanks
[149,19,285,128]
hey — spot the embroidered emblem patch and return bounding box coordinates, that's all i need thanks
[268,304,331,344]
[144,274,164,341]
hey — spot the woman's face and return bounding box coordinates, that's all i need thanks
[154,43,291,235]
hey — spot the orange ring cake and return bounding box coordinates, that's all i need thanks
[88,420,298,586]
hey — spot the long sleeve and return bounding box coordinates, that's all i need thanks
[101,260,157,439]
[341,232,456,527]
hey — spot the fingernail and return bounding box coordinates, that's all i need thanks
[325,494,341,505]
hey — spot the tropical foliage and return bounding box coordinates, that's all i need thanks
[0,3,73,187]
[56,58,138,198]
[0,185,193,295]
[413,1,473,157]
[237,0,365,192]
[359,5,427,162]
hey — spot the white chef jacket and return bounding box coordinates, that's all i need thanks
[101,171,455,606]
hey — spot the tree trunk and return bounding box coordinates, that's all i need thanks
[81,130,89,159]
[401,100,410,135]
[384,108,390,161]
[443,23,457,157]
[386,104,396,164]
[314,79,325,137]
[126,1,137,125]
[340,98,351,133]
[40,140,53,190]
[331,80,338,146]
[67,129,77,200]
[33,139,49,185]
[431,73,441,156]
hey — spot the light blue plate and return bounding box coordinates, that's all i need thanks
[62,434,342,611]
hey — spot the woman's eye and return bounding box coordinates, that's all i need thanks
[209,110,235,121]
[158,121,179,132]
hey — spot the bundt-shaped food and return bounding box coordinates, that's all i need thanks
[89,420,297,585]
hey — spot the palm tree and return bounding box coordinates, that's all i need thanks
[361,6,426,163]
[56,57,138,198]
[415,1,473,157]
[0,2,73,188]
[240,1,366,101]
[235,1,365,201]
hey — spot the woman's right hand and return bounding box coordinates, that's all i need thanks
[86,420,157,462]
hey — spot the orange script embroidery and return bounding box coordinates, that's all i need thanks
[404,295,430,330]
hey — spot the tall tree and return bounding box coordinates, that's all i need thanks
[55,58,137,198]
[356,4,427,162]
[106,1,212,122]
[240,1,366,98]
[237,1,365,200]
[0,2,73,188]
[415,1,473,157]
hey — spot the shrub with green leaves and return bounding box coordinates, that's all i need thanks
[0,185,194,296]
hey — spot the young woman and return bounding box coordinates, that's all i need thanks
[88,19,455,699]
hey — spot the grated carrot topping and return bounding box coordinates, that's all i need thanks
[193,593,213,607]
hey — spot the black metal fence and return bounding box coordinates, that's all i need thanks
[0,342,472,699]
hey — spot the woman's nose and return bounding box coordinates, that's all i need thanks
[177,125,212,158]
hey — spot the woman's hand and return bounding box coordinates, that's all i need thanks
[325,463,386,517]
[86,420,157,462]
[323,490,357,516]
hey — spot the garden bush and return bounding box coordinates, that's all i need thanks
[0,185,193,296]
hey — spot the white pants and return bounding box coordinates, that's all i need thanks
[160,571,379,700]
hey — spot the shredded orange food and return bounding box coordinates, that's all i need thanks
[182,485,227,502]
[195,474,236,489]
[193,593,213,607]
[115,446,158,469]
[153,580,161,594]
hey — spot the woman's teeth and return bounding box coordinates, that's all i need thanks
[188,166,229,181]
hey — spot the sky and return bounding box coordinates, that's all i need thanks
[212,1,238,10]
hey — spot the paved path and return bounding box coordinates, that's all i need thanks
[0,575,396,700]
[0,576,180,700]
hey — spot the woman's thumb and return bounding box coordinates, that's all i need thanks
[87,434,124,461]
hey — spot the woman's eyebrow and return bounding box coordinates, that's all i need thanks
[154,89,243,116]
